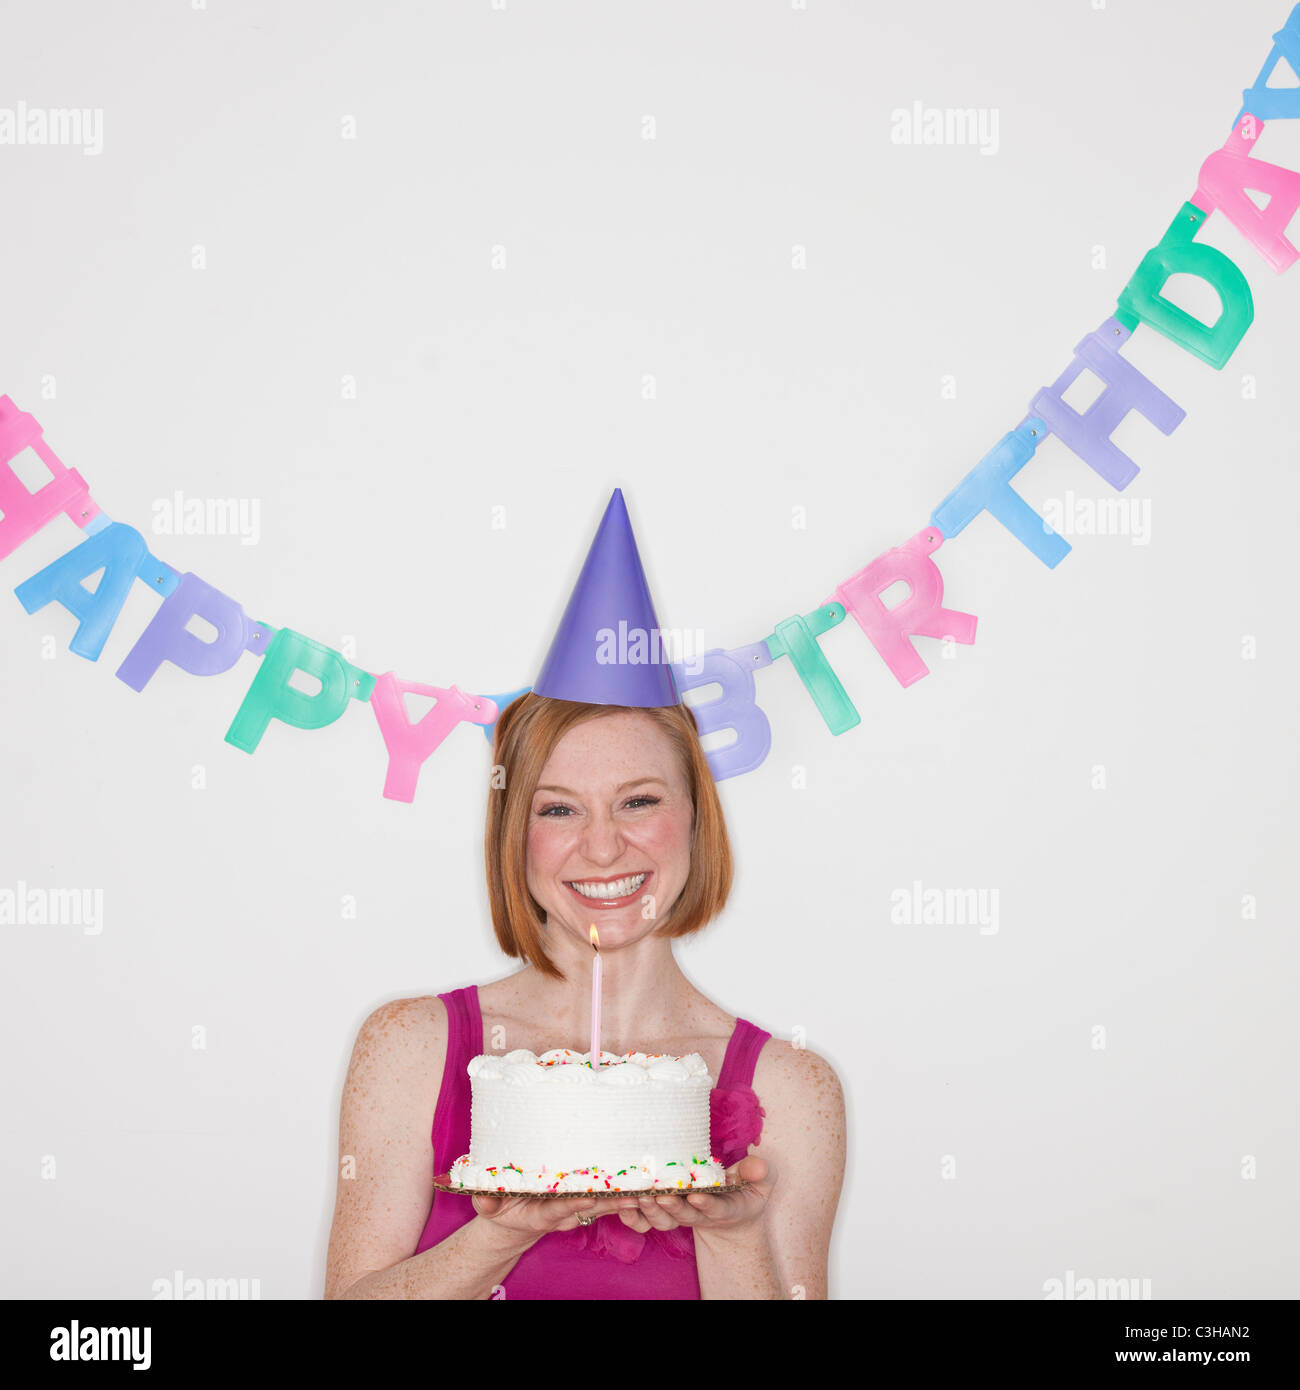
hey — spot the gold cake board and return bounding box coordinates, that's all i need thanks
[434,1174,749,1198]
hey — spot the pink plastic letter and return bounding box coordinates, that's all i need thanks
[1194,115,1300,272]
[0,396,100,560]
[369,674,499,802]
[825,527,976,688]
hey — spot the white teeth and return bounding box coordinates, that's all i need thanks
[567,873,647,900]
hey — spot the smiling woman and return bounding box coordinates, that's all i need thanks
[489,694,733,978]
[322,489,846,1300]
[324,693,846,1299]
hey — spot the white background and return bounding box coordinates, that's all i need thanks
[1,0,1297,1299]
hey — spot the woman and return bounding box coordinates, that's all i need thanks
[323,691,845,1300]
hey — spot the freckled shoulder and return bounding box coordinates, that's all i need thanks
[751,1038,845,1125]
[345,995,449,1111]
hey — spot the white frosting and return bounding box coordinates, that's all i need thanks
[448,1049,726,1192]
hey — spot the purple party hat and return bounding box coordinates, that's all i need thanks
[532,488,681,707]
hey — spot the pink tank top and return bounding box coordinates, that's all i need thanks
[413,984,770,1300]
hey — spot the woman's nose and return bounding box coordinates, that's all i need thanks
[580,812,625,858]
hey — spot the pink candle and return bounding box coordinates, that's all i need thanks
[589,923,602,1068]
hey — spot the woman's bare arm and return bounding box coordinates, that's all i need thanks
[694,1041,846,1300]
[323,996,597,1300]
[324,996,500,1299]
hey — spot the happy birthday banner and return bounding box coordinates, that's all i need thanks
[4,8,1300,800]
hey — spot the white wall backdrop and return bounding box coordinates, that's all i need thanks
[2,0,1297,1300]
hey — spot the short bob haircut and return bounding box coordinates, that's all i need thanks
[485,693,733,981]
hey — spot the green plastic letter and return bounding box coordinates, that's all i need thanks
[226,627,376,753]
[1115,201,1254,369]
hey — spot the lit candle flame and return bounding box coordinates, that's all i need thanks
[589,923,600,951]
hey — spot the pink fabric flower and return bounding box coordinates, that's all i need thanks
[711,1085,765,1169]
[560,1219,695,1263]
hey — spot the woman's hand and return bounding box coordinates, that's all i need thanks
[468,1154,772,1245]
[609,1155,772,1238]
[470,1191,600,1244]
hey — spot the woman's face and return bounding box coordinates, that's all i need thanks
[525,711,694,951]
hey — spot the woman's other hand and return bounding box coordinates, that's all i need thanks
[609,1154,772,1236]
[470,1191,601,1241]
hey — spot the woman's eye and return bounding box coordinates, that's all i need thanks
[536,796,660,817]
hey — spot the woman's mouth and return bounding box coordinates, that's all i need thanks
[562,871,651,908]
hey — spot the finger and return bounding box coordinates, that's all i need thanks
[559,1198,599,1217]
[554,1202,599,1231]
[687,1192,744,1223]
[617,1210,652,1232]
[651,1194,700,1225]
[733,1154,769,1185]
[635,1195,678,1231]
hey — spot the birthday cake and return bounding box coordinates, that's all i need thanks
[446,1048,727,1193]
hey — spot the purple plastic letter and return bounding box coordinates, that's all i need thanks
[1029,317,1185,490]
[116,572,271,690]
[670,641,774,781]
